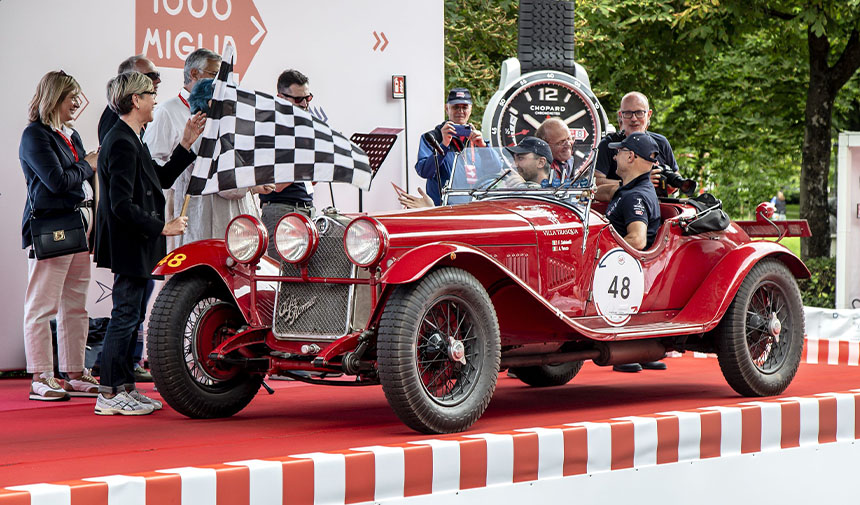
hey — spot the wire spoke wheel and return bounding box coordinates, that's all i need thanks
[378,267,500,434]
[415,296,482,406]
[148,272,263,418]
[185,299,242,386]
[745,281,791,373]
[716,259,805,397]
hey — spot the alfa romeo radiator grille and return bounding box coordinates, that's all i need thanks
[273,219,354,340]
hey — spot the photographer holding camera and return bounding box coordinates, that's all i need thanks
[595,92,679,202]
[415,87,486,206]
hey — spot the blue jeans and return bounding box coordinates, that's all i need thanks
[99,274,149,393]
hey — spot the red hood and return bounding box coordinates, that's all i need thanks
[369,199,545,249]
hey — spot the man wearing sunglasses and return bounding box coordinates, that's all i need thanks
[97,55,163,144]
[260,69,316,258]
[594,91,678,200]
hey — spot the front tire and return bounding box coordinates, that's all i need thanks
[510,361,584,387]
[378,267,501,434]
[715,259,804,397]
[148,272,262,418]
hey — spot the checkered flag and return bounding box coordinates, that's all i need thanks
[186,46,372,195]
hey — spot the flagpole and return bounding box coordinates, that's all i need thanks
[181,195,191,217]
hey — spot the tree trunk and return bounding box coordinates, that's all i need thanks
[800,31,835,260]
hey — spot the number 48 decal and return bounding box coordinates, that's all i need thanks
[607,276,631,299]
[157,252,187,268]
[592,249,644,326]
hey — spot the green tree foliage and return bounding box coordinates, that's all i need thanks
[445,0,519,128]
[444,0,860,259]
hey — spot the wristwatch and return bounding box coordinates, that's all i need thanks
[482,0,608,175]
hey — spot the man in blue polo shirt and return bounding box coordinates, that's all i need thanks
[604,132,665,373]
[605,132,662,250]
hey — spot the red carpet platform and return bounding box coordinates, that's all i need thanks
[0,347,857,504]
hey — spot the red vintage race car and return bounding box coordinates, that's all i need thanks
[148,147,811,434]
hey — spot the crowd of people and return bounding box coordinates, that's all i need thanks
[19,50,316,414]
[20,49,681,414]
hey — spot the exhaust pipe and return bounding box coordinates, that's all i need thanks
[501,350,600,368]
[499,340,667,369]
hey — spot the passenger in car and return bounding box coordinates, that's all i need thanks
[603,132,661,251]
[594,91,678,200]
[398,137,553,208]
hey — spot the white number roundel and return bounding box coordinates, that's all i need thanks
[592,248,645,326]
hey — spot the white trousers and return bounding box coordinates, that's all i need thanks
[23,250,91,374]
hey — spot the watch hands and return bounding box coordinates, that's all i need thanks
[564,110,587,124]
[523,114,542,129]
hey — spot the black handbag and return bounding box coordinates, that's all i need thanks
[681,193,731,236]
[27,186,89,260]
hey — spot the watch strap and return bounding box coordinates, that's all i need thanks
[517,0,576,75]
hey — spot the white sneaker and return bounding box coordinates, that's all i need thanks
[30,372,70,401]
[94,391,154,416]
[63,369,99,397]
[127,389,163,410]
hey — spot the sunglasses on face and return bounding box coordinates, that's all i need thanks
[282,93,313,104]
[143,71,161,82]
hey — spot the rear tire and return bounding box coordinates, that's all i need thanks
[378,267,500,434]
[510,361,583,387]
[148,272,262,418]
[715,259,804,397]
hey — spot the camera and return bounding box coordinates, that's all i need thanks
[450,124,472,152]
[659,165,697,197]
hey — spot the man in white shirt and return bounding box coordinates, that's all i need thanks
[143,48,223,249]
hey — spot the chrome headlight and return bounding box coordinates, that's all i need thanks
[344,218,387,267]
[275,213,319,264]
[225,215,267,264]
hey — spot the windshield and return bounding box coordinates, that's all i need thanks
[442,146,595,205]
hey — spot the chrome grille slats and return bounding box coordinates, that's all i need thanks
[272,217,354,340]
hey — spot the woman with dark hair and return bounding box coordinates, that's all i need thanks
[20,70,100,401]
[93,71,206,415]
[168,78,272,247]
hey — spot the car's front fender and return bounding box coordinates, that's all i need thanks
[152,240,281,326]
[380,241,541,287]
[674,241,810,330]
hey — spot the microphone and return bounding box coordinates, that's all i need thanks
[423,132,445,156]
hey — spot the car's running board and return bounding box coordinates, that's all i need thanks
[587,321,706,339]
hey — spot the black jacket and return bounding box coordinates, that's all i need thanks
[97,105,119,145]
[19,121,94,248]
[94,119,195,278]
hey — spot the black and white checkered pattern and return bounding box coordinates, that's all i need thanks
[187,47,372,195]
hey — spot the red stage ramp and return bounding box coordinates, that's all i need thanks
[0,350,858,504]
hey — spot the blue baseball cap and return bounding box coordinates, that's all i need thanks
[608,132,659,162]
[446,87,473,105]
[506,136,554,165]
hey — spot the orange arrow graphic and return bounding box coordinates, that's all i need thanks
[373,31,381,51]
[136,0,267,77]
[380,32,389,51]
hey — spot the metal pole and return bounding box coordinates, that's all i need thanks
[403,75,409,193]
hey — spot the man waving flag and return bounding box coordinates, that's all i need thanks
[186,46,372,196]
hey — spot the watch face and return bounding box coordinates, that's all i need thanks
[487,71,604,175]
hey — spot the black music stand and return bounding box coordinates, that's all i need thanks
[350,131,399,211]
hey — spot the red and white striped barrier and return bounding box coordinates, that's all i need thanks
[2,390,858,505]
[668,336,860,366]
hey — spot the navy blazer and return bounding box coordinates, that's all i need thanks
[19,121,94,248]
[94,119,195,278]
